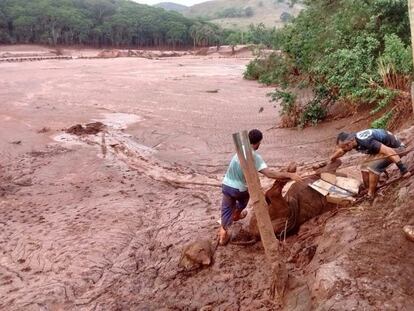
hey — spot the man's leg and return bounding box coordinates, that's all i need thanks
[366,158,392,198]
[361,170,369,189]
[219,186,236,245]
[368,171,379,198]
[360,157,372,192]
[232,190,250,221]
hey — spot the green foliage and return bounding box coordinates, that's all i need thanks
[371,111,393,129]
[245,23,283,49]
[244,0,412,126]
[369,88,398,114]
[217,7,254,18]
[244,52,292,87]
[313,35,380,99]
[379,34,412,76]
[267,89,297,115]
[267,88,327,127]
[244,58,266,80]
[0,0,223,47]
[300,99,326,126]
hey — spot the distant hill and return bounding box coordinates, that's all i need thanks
[155,2,188,13]
[183,0,304,30]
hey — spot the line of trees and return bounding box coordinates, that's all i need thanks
[0,0,225,48]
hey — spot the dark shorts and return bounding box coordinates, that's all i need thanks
[361,146,406,175]
[221,184,250,229]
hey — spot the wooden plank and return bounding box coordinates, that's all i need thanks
[309,179,331,196]
[321,173,360,195]
[232,131,287,300]
[411,82,414,114]
[321,172,336,185]
[335,176,360,194]
[310,175,360,205]
[409,0,414,113]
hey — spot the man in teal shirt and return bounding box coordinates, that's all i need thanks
[219,129,302,245]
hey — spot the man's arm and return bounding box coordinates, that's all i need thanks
[260,168,302,181]
[330,148,346,162]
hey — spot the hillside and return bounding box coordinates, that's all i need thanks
[184,0,304,29]
[155,2,188,13]
[0,0,220,48]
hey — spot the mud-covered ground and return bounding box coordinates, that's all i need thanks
[0,46,413,311]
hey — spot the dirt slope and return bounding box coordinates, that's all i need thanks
[184,0,304,29]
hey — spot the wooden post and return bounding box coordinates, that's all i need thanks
[408,0,414,113]
[232,131,288,300]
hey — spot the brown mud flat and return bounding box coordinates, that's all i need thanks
[0,45,413,310]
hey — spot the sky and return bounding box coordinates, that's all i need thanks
[133,0,207,6]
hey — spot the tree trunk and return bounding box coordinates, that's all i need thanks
[408,0,414,113]
[51,22,57,46]
[232,131,288,302]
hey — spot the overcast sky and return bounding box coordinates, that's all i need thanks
[133,0,207,6]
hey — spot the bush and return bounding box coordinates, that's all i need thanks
[377,34,412,90]
[268,89,297,115]
[348,86,398,114]
[244,58,267,80]
[244,52,293,87]
[300,100,327,126]
[379,34,412,75]
[371,111,393,129]
[267,89,327,128]
[313,35,380,99]
[268,89,301,127]
[244,1,412,128]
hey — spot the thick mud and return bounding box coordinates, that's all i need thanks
[0,45,413,310]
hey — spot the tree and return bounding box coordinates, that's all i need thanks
[226,31,241,54]
[166,22,187,49]
[0,0,225,48]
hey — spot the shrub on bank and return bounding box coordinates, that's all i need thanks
[244,0,413,129]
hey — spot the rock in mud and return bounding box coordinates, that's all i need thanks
[66,122,106,136]
[178,239,216,271]
[403,225,414,242]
